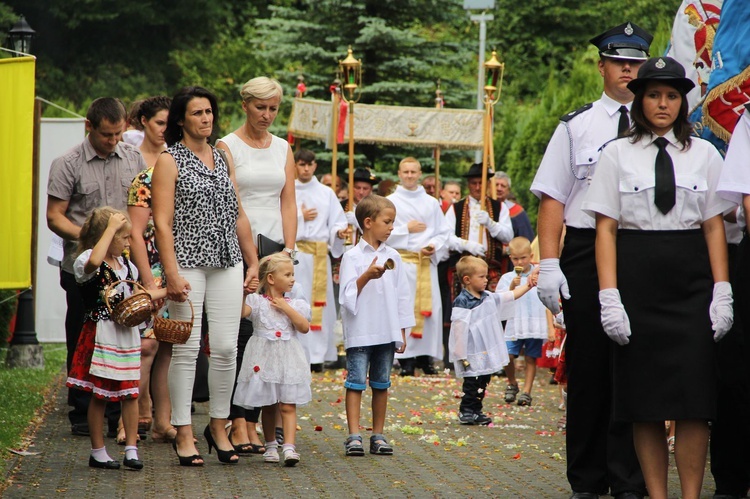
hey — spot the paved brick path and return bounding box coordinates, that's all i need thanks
[2,367,714,498]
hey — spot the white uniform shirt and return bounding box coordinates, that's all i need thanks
[531,93,631,228]
[444,196,513,252]
[582,130,732,229]
[294,176,348,258]
[718,111,750,205]
[339,240,415,349]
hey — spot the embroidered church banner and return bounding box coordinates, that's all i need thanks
[288,98,485,150]
[0,56,35,289]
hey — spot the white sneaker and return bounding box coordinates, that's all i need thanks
[282,448,300,467]
[263,446,279,463]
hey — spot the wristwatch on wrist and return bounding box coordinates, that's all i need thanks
[283,247,299,264]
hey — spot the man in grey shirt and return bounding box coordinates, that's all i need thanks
[46,97,146,436]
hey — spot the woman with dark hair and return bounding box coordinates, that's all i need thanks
[582,57,734,498]
[127,96,174,443]
[152,86,259,466]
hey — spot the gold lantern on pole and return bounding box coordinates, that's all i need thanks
[478,49,505,245]
[338,46,363,242]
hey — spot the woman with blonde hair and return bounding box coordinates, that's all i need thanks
[217,76,297,453]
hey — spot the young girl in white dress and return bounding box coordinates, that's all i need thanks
[234,253,311,466]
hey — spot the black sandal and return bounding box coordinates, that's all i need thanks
[172,440,204,467]
[228,427,265,455]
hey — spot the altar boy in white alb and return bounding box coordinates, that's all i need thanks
[293,149,349,370]
[387,157,452,376]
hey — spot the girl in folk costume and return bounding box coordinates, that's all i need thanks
[66,207,166,470]
[235,253,312,466]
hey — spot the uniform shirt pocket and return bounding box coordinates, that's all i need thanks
[575,147,601,180]
[675,174,707,225]
[618,175,654,226]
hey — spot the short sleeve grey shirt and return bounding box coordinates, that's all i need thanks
[47,137,146,273]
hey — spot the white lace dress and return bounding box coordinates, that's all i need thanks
[234,294,312,408]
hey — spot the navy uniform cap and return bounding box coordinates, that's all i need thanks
[589,22,653,61]
[627,56,695,95]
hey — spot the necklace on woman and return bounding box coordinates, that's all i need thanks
[244,127,271,149]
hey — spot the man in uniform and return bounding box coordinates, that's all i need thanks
[531,23,652,499]
[47,97,146,437]
[294,149,349,372]
[387,157,451,376]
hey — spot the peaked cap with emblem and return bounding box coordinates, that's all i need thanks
[590,22,653,61]
[352,167,379,185]
[626,56,695,95]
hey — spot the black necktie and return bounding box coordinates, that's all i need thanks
[654,137,675,214]
[617,106,629,137]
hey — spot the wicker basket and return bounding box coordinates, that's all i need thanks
[153,299,194,344]
[104,280,153,328]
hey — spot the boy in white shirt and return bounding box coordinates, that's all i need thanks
[497,237,547,406]
[339,195,414,456]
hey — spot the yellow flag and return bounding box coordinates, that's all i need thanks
[0,56,35,288]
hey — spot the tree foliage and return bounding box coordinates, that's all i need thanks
[1,0,681,205]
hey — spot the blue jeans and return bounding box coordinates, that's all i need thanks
[344,343,395,391]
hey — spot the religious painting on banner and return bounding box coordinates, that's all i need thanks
[667,0,723,111]
[701,0,750,142]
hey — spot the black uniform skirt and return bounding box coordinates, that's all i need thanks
[614,229,717,422]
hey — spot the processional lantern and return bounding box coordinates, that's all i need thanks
[7,15,35,56]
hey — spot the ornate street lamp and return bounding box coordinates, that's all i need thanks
[5,15,42,368]
[338,46,362,221]
[479,49,505,244]
[7,15,35,56]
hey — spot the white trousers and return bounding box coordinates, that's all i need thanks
[168,264,242,426]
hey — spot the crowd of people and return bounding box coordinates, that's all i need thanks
[43,19,750,499]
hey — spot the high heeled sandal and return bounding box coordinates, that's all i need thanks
[203,425,239,464]
[172,439,204,467]
[227,426,265,455]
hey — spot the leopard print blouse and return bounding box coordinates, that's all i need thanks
[169,142,242,268]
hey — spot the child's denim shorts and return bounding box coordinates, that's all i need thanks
[344,342,396,390]
[506,338,543,359]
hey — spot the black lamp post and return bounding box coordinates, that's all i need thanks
[7,15,35,56]
[5,15,43,368]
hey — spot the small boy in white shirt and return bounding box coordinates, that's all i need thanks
[339,195,414,456]
[450,255,536,425]
[497,237,548,406]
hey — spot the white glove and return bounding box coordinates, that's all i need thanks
[463,240,486,257]
[536,258,571,314]
[553,311,565,329]
[345,211,357,226]
[710,281,733,342]
[737,205,746,231]
[599,288,631,346]
[476,210,495,228]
